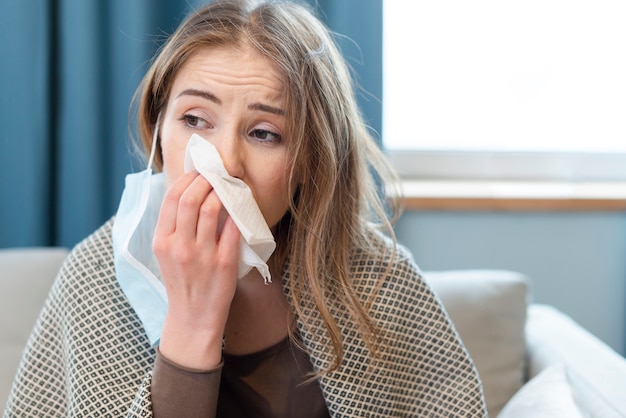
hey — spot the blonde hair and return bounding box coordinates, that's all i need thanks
[134,0,402,373]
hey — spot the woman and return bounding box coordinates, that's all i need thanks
[4,0,487,417]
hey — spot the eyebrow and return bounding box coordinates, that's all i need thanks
[177,89,221,105]
[177,88,285,116]
[248,102,285,116]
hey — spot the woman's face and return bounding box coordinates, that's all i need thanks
[159,45,294,230]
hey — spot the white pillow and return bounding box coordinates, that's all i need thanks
[424,270,528,417]
[498,364,582,418]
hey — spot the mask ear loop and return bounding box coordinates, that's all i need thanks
[147,113,161,170]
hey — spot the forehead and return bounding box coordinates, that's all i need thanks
[171,44,286,97]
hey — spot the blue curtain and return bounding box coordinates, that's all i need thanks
[312,0,383,142]
[0,0,382,249]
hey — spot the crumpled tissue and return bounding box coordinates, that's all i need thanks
[184,133,276,283]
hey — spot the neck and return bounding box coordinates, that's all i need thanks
[223,263,290,355]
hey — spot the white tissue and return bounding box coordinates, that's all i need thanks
[183,134,276,283]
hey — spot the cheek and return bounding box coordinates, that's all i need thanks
[159,110,189,186]
[255,164,293,227]
[161,140,186,187]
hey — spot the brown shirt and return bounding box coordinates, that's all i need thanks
[152,336,330,417]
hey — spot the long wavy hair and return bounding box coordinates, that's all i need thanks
[134,0,402,373]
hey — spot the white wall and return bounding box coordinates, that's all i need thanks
[395,210,626,356]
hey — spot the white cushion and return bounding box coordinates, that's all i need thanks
[424,270,528,418]
[527,304,626,417]
[0,247,68,409]
[497,364,582,418]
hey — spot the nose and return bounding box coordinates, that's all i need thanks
[215,136,245,179]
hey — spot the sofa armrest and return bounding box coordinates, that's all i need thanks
[526,304,626,417]
[0,247,68,410]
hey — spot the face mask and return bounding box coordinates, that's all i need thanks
[112,126,276,347]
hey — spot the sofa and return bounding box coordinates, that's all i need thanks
[1,247,625,417]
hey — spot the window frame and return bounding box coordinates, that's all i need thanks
[386,150,626,182]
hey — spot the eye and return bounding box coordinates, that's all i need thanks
[179,113,210,129]
[250,129,282,144]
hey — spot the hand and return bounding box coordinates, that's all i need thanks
[153,172,240,369]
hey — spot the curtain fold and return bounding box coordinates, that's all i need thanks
[312,0,383,143]
[0,1,53,246]
[0,0,382,249]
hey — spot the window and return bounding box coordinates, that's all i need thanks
[383,0,626,181]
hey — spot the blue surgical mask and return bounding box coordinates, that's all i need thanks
[112,119,167,347]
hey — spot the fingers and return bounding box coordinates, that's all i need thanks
[217,215,241,269]
[196,193,227,244]
[154,172,199,238]
[176,176,214,242]
[155,172,222,242]
[155,172,240,251]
